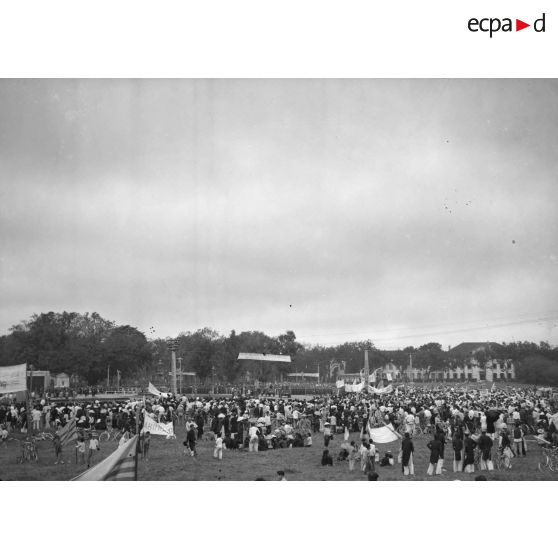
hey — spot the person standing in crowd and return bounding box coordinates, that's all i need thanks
[400,432,414,476]
[186,424,197,457]
[427,435,442,476]
[53,433,64,464]
[195,411,205,440]
[499,425,513,468]
[75,435,86,464]
[248,423,259,452]
[348,441,358,471]
[142,431,151,461]
[87,432,100,468]
[478,429,494,471]
[513,423,524,457]
[31,406,41,431]
[360,442,371,474]
[463,432,477,474]
[323,422,332,447]
[435,427,446,475]
[452,431,463,472]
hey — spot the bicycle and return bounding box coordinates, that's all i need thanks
[494,448,512,470]
[17,440,38,463]
[32,432,54,442]
[98,428,124,443]
[538,446,558,473]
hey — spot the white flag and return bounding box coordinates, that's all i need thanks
[336,379,345,389]
[148,382,169,398]
[368,424,401,444]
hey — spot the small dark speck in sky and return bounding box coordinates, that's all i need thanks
[512,240,516,244]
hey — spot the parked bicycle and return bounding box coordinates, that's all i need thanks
[538,446,558,473]
[17,440,38,463]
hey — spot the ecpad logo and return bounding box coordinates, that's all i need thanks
[468,13,546,37]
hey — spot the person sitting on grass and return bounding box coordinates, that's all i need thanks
[321,449,333,466]
[304,433,313,447]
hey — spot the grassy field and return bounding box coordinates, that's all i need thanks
[1,427,557,481]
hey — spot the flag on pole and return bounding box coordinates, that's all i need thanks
[148,382,169,398]
[72,435,138,481]
[58,418,78,447]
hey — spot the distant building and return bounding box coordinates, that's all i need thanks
[54,372,70,388]
[447,342,515,381]
[394,342,516,383]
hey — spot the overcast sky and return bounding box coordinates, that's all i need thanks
[1,79,557,348]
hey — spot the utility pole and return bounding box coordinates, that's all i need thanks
[167,339,178,395]
[107,365,110,390]
[177,357,183,395]
[364,349,370,391]
[212,365,216,395]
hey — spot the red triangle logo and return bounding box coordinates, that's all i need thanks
[516,19,530,31]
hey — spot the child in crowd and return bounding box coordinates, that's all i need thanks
[75,435,86,464]
[214,433,223,460]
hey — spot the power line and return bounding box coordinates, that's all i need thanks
[298,312,558,341]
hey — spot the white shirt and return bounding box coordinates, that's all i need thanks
[249,426,259,438]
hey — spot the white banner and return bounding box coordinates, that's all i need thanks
[368,424,401,444]
[368,384,393,395]
[0,363,27,394]
[238,352,291,363]
[336,379,345,389]
[345,382,364,393]
[142,413,175,438]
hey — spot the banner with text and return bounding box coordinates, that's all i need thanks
[142,413,175,438]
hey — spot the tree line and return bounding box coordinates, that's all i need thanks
[1,311,557,386]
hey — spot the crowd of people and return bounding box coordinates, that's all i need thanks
[1,383,557,477]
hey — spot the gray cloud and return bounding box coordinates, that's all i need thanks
[1,79,557,347]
